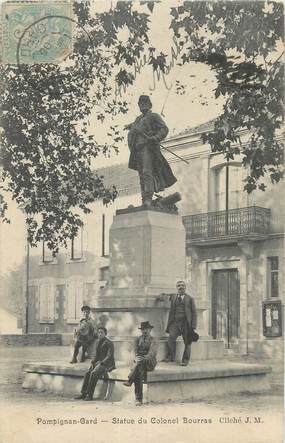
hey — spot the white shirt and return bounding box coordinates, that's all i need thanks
[176,293,185,300]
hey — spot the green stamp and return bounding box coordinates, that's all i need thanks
[1,1,73,64]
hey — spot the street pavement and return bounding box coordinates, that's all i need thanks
[0,346,283,443]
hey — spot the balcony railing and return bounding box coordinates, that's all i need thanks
[183,206,271,242]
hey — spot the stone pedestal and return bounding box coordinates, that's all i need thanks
[95,208,185,342]
[104,208,186,296]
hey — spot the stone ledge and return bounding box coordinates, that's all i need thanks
[22,359,272,402]
[147,361,272,382]
[116,206,179,216]
[94,297,170,309]
[23,359,271,382]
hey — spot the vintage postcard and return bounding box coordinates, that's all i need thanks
[0,1,283,443]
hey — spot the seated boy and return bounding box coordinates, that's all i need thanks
[123,321,157,405]
[70,305,96,363]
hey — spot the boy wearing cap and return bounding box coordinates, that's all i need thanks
[70,305,96,364]
[127,95,176,207]
[123,321,157,405]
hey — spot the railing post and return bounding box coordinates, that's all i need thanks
[225,162,229,235]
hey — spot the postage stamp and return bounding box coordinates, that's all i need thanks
[1,1,73,64]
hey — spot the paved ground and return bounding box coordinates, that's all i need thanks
[0,346,283,443]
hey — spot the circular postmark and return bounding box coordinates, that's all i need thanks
[16,15,95,96]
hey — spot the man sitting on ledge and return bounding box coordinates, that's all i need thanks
[75,326,115,401]
[123,321,157,405]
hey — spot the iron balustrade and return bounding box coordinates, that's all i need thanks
[183,206,271,241]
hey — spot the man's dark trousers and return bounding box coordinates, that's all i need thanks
[128,362,147,402]
[167,321,191,363]
[81,365,107,399]
[72,339,89,362]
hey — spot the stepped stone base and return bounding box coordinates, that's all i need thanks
[22,360,271,403]
[60,337,225,363]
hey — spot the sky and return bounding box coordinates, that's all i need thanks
[0,1,224,274]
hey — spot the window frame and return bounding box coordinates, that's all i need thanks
[40,242,57,265]
[267,256,279,299]
[99,266,109,288]
[38,282,55,324]
[66,279,84,323]
[67,227,86,263]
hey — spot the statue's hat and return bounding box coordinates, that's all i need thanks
[138,95,152,105]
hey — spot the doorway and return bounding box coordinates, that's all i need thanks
[212,269,240,348]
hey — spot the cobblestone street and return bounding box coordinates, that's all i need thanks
[0,346,283,443]
[0,346,71,403]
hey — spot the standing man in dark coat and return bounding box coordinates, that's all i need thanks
[123,321,157,405]
[70,305,96,364]
[75,326,115,401]
[160,280,197,366]
[127,95,177,207]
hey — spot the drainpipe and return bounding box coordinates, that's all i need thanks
[25,223,30,334]
[102,214,105,257]
[246,257,250,355]
[225,159,229,235]
[18,201,31,334]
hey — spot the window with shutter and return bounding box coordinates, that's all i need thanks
[66,281,76,320]
[66,280,84,322]
[39,283,55,323]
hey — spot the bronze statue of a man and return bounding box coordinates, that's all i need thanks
[127,95,177,207]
